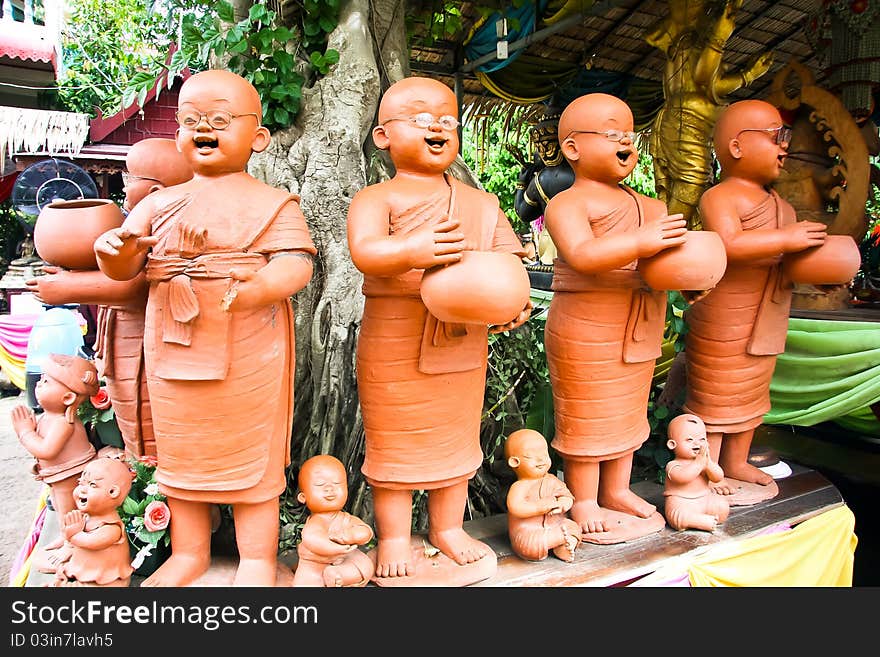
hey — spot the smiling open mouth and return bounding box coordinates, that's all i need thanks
[425,136,447,150]
[617,149,633,165]
[194,135,219,150]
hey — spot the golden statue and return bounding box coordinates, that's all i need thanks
[647,0,773,229]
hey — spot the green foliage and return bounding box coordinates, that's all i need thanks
[624,150,657,198]
[0,201,25,265]
[56,0,167,117]
[121,457,171,549]
[462,114,531,235]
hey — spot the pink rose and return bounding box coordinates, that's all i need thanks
[143,500,171,532]
[90,387,111,410]
[138,455,158,467]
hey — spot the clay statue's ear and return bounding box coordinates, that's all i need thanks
[728,139,744,160]
[666,439,676,451]
[62,391,77,407]
[297,492,306,504]
[251,125,271,153]
[108,485,120,499]
[372,125,390,150]
[507,456,520,469]
[148,183,164,195]
[561,138,580,162]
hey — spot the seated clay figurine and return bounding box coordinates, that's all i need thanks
[292,455,375,587]
[12,354,99,550]
[505,429,581,562]
[663,414,730,532]
[52,456,135,587]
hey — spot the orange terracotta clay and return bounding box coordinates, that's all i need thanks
[782,234,861,285]
[51,457,134,587]
[663,414,730,532]
[95,70,316,587]
[347,76,529,585]
[638,229,727,292]
[543,93,684,543]
[34,199,124,270]
[26,138,194,459]
[12,353,99,562]
[684,99,828,506]
[292,455,374,587]
[504,429,580,562]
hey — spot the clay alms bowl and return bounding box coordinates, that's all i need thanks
[638,229,728,292]
[420,250,531,325]
[783,234,861,285]
[34,199,124,270]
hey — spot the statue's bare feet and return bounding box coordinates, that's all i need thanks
[570,500,606,533]
[599,489,656,518]
[428,528,491,565]
[141,553,209,587]
[551,531,579,562]
[711,478,741,496]
[720,461,774,486]
[375,537,413,578]
[234,558,277,586]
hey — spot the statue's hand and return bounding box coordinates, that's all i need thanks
[94,226,157,259]
[62,510,86,539]
[743,50,773,84]
[406,215,465,270]
[782,221,827,253]
[11,405,36,437]
[637,213,687,258]
[24,265,73,305]
[489,300,533,334]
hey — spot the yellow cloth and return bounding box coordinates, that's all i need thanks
[688,505,857,587]
[10,486,49,587]
[0,344,25,390]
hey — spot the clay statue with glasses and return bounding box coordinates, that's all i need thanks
[543,92,687,544]
[26,138,193,460]
[682,99,826,506]
[95,69,317,587]
[347,76,529,586]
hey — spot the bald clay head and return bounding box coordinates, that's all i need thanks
[372,77,460,175]
[557,93,638,184]
[79,456,134,506]
[504,428,546,462]
[126,138,193,186]
[713,99,788,182]
[667,413,707,443]
[175,70,270,176]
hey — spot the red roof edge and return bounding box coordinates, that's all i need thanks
[89,47,191,143]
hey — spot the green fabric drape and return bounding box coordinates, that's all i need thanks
[766,317,880,436]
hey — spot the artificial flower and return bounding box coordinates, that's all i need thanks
[143,500,171,532]
[90,387,111,410]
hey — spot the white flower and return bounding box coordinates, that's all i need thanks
[144,483,159,496]
[130,543,154,570]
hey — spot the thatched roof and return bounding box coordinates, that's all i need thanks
[408,0,830,125]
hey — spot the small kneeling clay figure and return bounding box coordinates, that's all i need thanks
[663,414,730,532]
[52,456,134,587]
[292,455,375,587]
[505,429,581,562]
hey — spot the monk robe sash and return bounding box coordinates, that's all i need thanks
[551,186,666,363]
[362,176,497,375]
[143,178,298,380]
[746,190,795,357]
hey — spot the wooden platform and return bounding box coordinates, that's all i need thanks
[24,463,843,588]
[468,463,842,587]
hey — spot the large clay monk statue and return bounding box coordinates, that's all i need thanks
[95,70,316,586]
[543,93,687,544]
[347,76,530,585]
[684,99,827,505]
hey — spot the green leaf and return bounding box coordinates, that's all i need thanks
[248,3,268,22]
[273,106,290,125]
[216,0,235,23]
[323,49,340,65]
[653,405,669,420]
[121,497,140,515]
[229,39,249,54]
[319,16,338,34]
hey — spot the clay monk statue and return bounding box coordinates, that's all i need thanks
[663,414,730,532]
[95,69,317,587]
[26,137,194,459]
[347,76,529,585]
[13,353,100,530]
[52,456,135,587]
[292,455,374,587]
[504,429,580,563]
[683,99,826,506]
[543,93,686,543]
